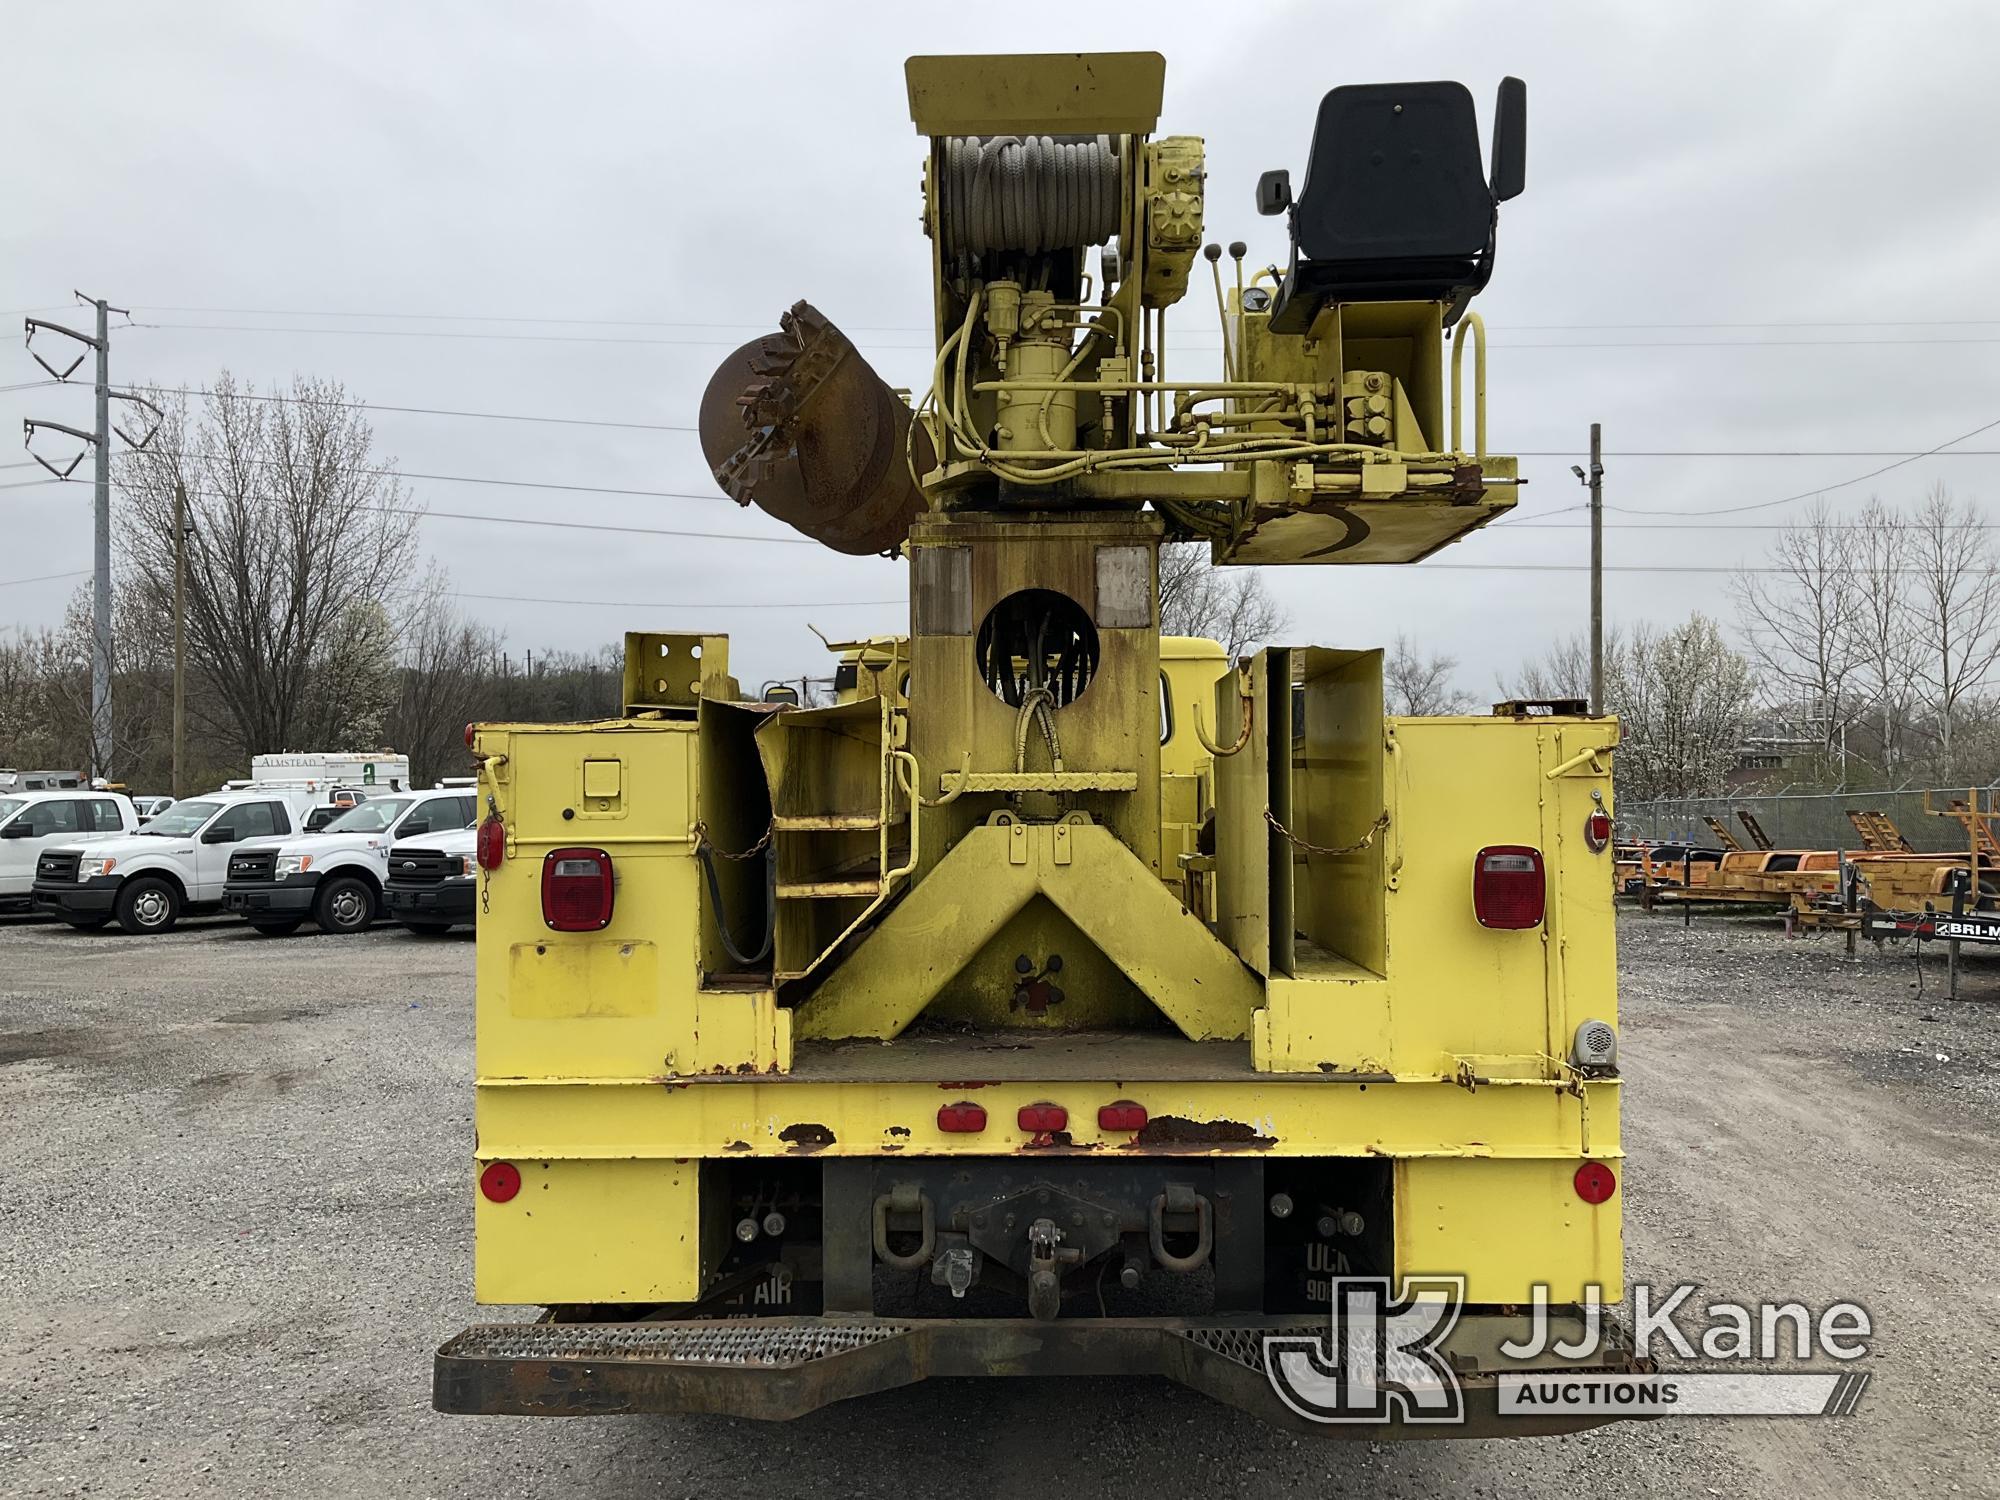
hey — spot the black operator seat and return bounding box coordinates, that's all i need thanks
[1259,77,1525,334]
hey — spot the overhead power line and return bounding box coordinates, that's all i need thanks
[29,445,742,505]
[1407,561,1993,576]
[5,471,821,546]
[0,569,91,590]
[118,301,2000,334]
[1515,449,2000,458]
[124,319,2000,354]
[446,589,902,611]
[374,504,817,545]
[129,321,939,352]
[130,304,935,334]
[1499,520,2000,532]
[1612,414,2000,517]
[53,380,2000,457]
[138,384,697,433]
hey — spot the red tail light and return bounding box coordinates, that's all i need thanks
[1098,1100,1148,1132]
[1585,809,1612,851]
[479,1161,521,1203]
[1473,845,1545,929]
[937,1101,987,1133]
[1574,1161,1617,1204]
[541,847,614,931]
[475,815,506,871]
[1018,1102,1068,1134]
[464,721,478,750]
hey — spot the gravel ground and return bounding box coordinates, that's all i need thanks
[0,906,1995,1498]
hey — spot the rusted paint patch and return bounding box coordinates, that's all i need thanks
[724,1140,752,1152]
[1134,1114,1272,1148]
[779,1122,836,1152]
[885,1126,911,1138]
[938,1080,996,1090]
[1019,1130,1096,1151]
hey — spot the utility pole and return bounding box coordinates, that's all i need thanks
[22,294,153,783]
[90,296,111,780]
[172,479,189,800]
[1573,424,1606,716]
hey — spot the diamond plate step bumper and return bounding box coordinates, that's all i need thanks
[435,1312,1647,1437]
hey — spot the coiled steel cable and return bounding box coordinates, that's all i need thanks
[942,135,1120,256]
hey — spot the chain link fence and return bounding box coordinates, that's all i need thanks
[1619,788,1994,854]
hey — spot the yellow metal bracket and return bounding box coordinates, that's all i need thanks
[799,821,1261,1042]
[1448,311,1486,458]
[1544,744,1610,781]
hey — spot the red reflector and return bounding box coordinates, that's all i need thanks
[479,1161,521,1203]
[475,816,506,871]
[1098,1100,1148,1132]
[937,1101,987,1133]
[1585,809,1612,852]
[1574,1161,1617,1204]
[541,847,614,931]
[464,721,478,750]
[1473,844,1545,929]
[1017,1102,1068,1134]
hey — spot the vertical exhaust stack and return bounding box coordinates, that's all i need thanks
[699,301,932,557]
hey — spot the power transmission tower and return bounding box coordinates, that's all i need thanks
[21,294,159,781]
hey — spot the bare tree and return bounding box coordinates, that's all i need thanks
[1501,627,1623,704]
[1384,632,1476,715]
[1903,483,2000,779]
[0,618,89,773]
[385,569,502,784]
[1730,497,1861,757]
[116,373,421,758]
[1157,544,1289,658]
[484,645,623,723]
[1849,497,1917,778]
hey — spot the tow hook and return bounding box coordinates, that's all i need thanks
[1026,1217,1081,1321]
[872,1184,935,1270]
[1148,1184,1214,1273]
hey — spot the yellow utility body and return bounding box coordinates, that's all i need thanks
[438,53,1634,1437]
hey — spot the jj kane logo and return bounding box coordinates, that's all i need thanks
[1265,1278,1874,1424]
[1265,1277,1466,1425]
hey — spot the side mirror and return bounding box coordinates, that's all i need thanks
[401,819,430,837]
[0,822,32,839]
[201,825,237,845]
[1490,76,1526,202]
[1255,169,1292,217]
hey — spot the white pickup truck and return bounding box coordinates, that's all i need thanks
[381,824,479,934]
[31,787,332,934]
[222,787,478,936]
[0,790,139,908]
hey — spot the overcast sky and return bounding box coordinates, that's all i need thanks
[6,1,2000,696]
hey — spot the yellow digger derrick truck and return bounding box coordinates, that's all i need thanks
[436,54,1635,1436]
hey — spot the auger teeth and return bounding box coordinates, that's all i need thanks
[697,303,929,555]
